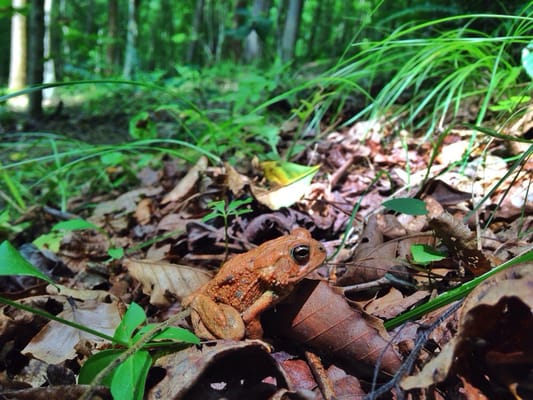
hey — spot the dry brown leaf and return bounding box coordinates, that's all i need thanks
[224,162,250,196]
[46,284,113,302]
[22,299,120,364]
[0,385,111,400]
[90,187,162,220]
[430,212,492,276]
[275,280,402,377]
[363,287,429,320]
[148,340,285,400]
[401,262,533,399]
[124,258,212,306]
[135,198,153,225]
[161,156,208,204]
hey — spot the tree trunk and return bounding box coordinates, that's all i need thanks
[123,0,140,79]
[106,0,119,75]
[28,0,45,119]
[43,0,55,101]
[7,0,28,110]
[280,0,303,62]
[186,0,205,64]
[244,0,270,63]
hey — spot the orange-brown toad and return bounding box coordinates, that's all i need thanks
[183,228,327,340]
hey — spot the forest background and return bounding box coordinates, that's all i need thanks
[0,1,532,399]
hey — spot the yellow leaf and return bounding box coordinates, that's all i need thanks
[260,161,320,186]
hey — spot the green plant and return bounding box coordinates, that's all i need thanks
[202,197,253,256]
[282,10,533,139]
[0,241,199,400]
[385,249,533,329]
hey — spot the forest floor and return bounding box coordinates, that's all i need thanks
[0,97,532,399]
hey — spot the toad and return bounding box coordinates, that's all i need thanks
[183,228,327,340]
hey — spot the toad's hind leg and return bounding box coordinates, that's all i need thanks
[189,294,245,340]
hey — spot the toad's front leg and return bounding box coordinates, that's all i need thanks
[241,291,280,339]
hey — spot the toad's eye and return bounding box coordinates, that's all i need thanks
[291,244,310,264]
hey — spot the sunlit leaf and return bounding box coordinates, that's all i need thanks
[33,231,63,252]
[261,161,320,186]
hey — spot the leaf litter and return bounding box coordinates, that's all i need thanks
[1,113,532,399]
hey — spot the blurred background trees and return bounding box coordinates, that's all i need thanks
[1,0,528,84]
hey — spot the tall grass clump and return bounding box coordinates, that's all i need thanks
[295,7,533,137]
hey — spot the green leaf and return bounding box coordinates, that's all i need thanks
[113,302,146,344]
[201,210,220,222]
[78,348,124,385]
[382,198,428,215]
[111,350,152,400]
[52,218,99,232]
[411,244,446,264]
[129,111,157,140]
[100,151,125,166]
[108,247,124,260]
[0,241,55,285]
[226,197,252,212]
[133,324,200,344]
[33,231,63,253]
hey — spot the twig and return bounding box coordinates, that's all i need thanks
[365,301,462,400]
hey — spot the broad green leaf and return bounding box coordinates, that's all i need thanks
[0,241,55,285]
[113,302,146,344]
[411,244,446,264]
[382,198,428,215]
[111,350,152,400]
[133,324,200,344]
[52,218,99,232]
[78,348,124,385]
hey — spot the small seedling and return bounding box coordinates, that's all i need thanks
[202,197,253,256]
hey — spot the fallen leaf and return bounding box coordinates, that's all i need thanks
[273,280,402,377]
[161,156,208,204]
[23,299,121,364]
[149,340,287,400]
[124,258,212,306]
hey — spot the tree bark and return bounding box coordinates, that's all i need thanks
[106,0,119,75]
[123,0,140,78]
[244,0,270,63]
[7,0,28,109]
[186,0,205,64]
[28,0,45,119]
[280,0,303,62]
[43,0,55,100]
